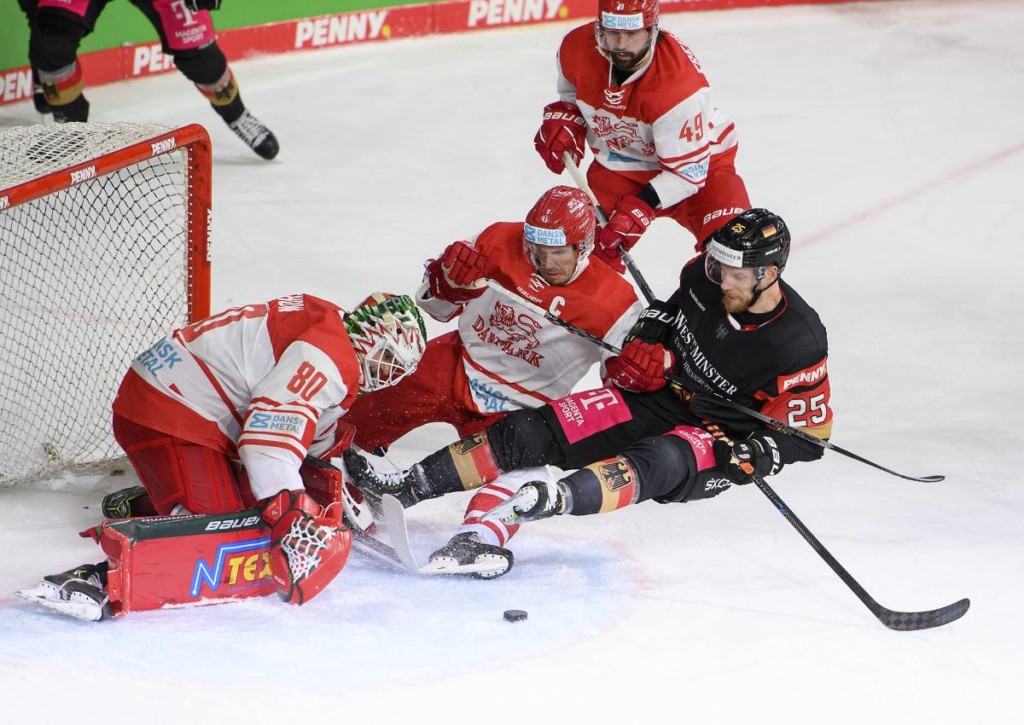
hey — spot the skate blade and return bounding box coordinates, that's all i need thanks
[16,586,108,622]
[419,557,509,577]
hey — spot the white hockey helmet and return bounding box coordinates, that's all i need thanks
[345,293,427,393]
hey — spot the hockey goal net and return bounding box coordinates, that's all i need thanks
[0,122,211,486]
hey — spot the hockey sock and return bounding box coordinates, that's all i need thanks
[560,457,640,516]
[196,68,244,123]
[418,433,503,497]
[39,62,88,122]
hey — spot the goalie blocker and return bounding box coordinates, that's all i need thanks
[70,457,357,617]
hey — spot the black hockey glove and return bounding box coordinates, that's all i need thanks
[625,299,680,347]
[714,434,783,485]
[185,0,221,11]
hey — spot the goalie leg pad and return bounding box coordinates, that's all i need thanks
[113,413,254,515]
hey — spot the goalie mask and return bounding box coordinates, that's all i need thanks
[705,208,791,285]
[523,186,596,285]
[345,293,427,393]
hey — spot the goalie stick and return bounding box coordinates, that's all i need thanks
[754,474,969,630]
[347,521,406,570]
[562,151,657,303]
[485,279,942,484]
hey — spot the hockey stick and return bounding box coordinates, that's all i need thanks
[753,474,969,630]
[485,279,943,483]
[562,151,657,303]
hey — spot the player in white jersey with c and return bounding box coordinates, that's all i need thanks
[21,293,427,617]
[533,0,751,270]
[344,185,643,454]
[342,186,643,577]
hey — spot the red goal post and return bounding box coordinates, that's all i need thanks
[0,122,212,486]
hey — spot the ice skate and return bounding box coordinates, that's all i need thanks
[17,562,111,622]
[424,532,513,579]
[342,449,426,508]
[228,109,280,160]
[101,485,157,518]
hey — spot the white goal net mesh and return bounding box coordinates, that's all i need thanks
[1,123,206,486]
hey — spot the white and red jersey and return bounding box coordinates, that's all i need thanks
[556,24,738,208]
[416,223,642,414]
[112,294,361,500]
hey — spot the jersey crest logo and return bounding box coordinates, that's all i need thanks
[471,301,544,367]
[592,114,642,153]
[596,459,634,492]
[452,433,487,455]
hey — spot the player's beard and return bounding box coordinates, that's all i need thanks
[722,287,755,315]
[609,48,647,72]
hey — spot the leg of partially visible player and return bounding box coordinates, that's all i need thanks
[485,425,731,526]
[28,2,100,122]
[135,0,280,159]
[424,467,558,578]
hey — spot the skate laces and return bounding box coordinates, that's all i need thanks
[358,460,410,493]
[229,110,269,146]
[280,516,337,582]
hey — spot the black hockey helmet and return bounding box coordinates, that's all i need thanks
[705,208,791,283]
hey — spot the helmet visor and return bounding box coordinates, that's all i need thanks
[705,239,746,284]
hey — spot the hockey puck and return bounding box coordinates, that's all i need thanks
[503,609,528,623]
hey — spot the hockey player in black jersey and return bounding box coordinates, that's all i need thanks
[346,208,833,576]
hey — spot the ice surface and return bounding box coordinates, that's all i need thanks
[1,1,1022,723]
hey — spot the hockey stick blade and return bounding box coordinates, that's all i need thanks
[379,494,421,570]
[874,597,971,632]
[349,525,405,569]
[755,476,969,630]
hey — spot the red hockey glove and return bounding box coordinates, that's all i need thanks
[425,241,491,304]
[594,195,656,272]
[534,101,587,174]
[261,489,352,605]
[713,434,783,485]
[605,338,673,393]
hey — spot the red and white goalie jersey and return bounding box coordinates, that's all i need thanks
[416,223,643,413]
[112,294,360,500]
[557,24,738,209]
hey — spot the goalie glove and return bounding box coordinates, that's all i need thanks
[534,101,587,174]
[260,489,352,605]
[425,241,491,303]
